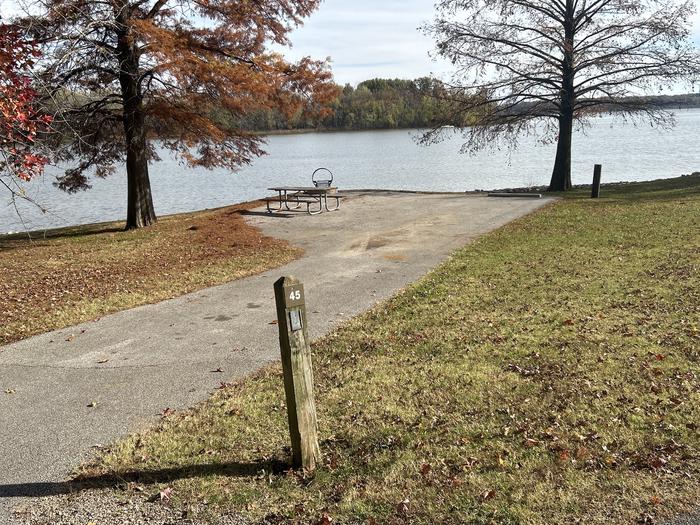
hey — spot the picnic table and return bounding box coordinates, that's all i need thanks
[265,186,344,215]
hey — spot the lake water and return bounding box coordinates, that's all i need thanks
[2,108,699,234]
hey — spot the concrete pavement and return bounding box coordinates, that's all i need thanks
[0,191,553,523]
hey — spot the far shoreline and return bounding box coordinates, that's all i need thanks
[255,106,700,137]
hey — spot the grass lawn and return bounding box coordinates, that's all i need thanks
[0,202,300,346]
[81,174,699,524]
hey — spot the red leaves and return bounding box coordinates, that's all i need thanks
[0,24,50,183]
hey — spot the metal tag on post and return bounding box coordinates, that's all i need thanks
[273,276,321,471]
[289,309,303,332]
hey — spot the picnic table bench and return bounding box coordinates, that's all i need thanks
[264,169,343,215]
[264,186,344,215]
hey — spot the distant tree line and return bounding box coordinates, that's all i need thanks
[233,77,472,132]
[498,93,700,118]
[601,93,700,111]
[45,79,700,140]
[230,79,700,133]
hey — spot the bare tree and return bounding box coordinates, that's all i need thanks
[425,0,700,191]
[19,0,335,229]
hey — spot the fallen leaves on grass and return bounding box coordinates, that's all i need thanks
[159,487,173,502]
[480,489,496,502]
[396,498,410,514]
[0,202,300,346]
[317,513,333,525]
[147,486,174,503]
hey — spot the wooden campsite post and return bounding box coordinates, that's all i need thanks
[592,164,602,198]
[273,276,321,471]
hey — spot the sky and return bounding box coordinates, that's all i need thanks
[280,0,447,85]
[284,0,700,86]
[2,0,699,86]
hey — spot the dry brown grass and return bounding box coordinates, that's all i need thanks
[0,202,301,345]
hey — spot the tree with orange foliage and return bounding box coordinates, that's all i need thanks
[24,0,335,229]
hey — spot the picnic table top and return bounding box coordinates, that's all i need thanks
[268,186,337,193]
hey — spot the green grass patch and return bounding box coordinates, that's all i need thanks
[85,174,700,524]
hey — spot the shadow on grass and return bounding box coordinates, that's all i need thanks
[0,458,291,498]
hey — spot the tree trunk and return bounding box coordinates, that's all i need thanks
[548,0,576,193]
[548,112,573,191]
[123,95,156,230]
[116,3,156,230]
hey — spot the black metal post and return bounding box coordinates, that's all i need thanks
[592,164,602,199]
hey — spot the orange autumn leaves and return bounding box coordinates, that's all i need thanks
[31,0,337,189]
